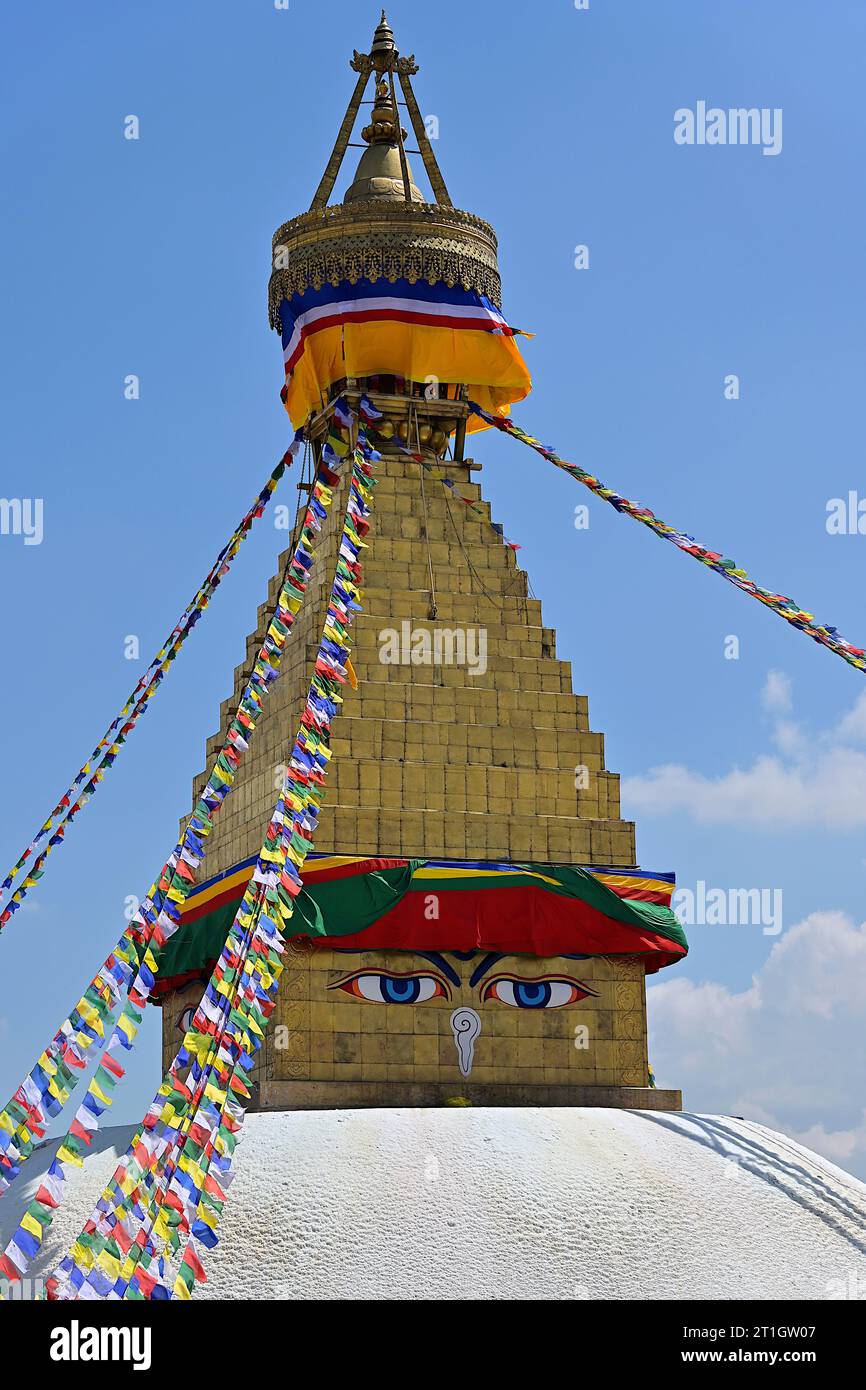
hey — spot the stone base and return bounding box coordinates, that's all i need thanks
[257,1080,682,1113]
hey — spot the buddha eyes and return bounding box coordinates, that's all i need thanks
[177,1005,196,1033]
[331,971,451,1004]
[329,970,594,1009]
[480,977,595,1009]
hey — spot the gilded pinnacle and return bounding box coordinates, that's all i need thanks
[371,11,395,56]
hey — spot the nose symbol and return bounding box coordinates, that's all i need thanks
[450,1007,481,1077]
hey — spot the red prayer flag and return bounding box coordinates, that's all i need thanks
[70,1117,93,1146]
[183,1244,207,1284]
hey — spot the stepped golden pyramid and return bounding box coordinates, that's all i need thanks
[155,13,686,1111]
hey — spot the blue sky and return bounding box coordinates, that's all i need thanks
[2,2,866,1173]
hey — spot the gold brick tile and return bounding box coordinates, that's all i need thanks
[413,1035,439,1066]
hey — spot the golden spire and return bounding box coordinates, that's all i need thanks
[307,12,451,211]
[270,15,502,330]
[345,16,421,204]
[370,10,395,56]
[345,77,422,204]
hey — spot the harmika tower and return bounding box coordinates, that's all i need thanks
[155,14,687,1111]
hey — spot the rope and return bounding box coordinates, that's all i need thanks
[411,406,438,619]
[441,481,508,616]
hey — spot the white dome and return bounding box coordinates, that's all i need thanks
[4,1108,865,1300]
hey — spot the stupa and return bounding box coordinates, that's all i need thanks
[9,13,866,1315]
[154,12,687,1111]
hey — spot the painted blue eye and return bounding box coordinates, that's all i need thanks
[333,972,449,1004]
[482,978,592,1009]
[512,980,552,1008]
[381,975,422,1003]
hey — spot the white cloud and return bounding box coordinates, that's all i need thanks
[770,718,806,757]
[649,910,866,1178]
[789,1120,866,1165]
[836,690,866,743]
[625,750,866,826]
[624,675,866,827]
[762,669,793,714]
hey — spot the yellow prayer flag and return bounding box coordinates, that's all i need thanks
[186,1035,211,1062]
[70,1240,95,1270]
[117,1013,137,1043]
[37,1050,58,1076]
[154,1209,172,1243]
[57,1144,84,1169]
[20,1211,42,1240]
[76,1003,103,1035]
[184,1161,206,1191]
[97,1250,122,1283]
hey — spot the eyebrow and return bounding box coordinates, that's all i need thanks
[332,948,465,989]
[469,954,592,988]
[414,952,462,988]
[468,953,504,988]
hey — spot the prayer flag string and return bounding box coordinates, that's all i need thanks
[45,403,378,1300]
[0,428,343,1230]
[0,440,302,935]
[471,402,866,675]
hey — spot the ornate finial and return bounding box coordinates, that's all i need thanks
[343,12,421,203]
[371,11,395,57]
[360,75,406,147]
[301,15,456,216]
